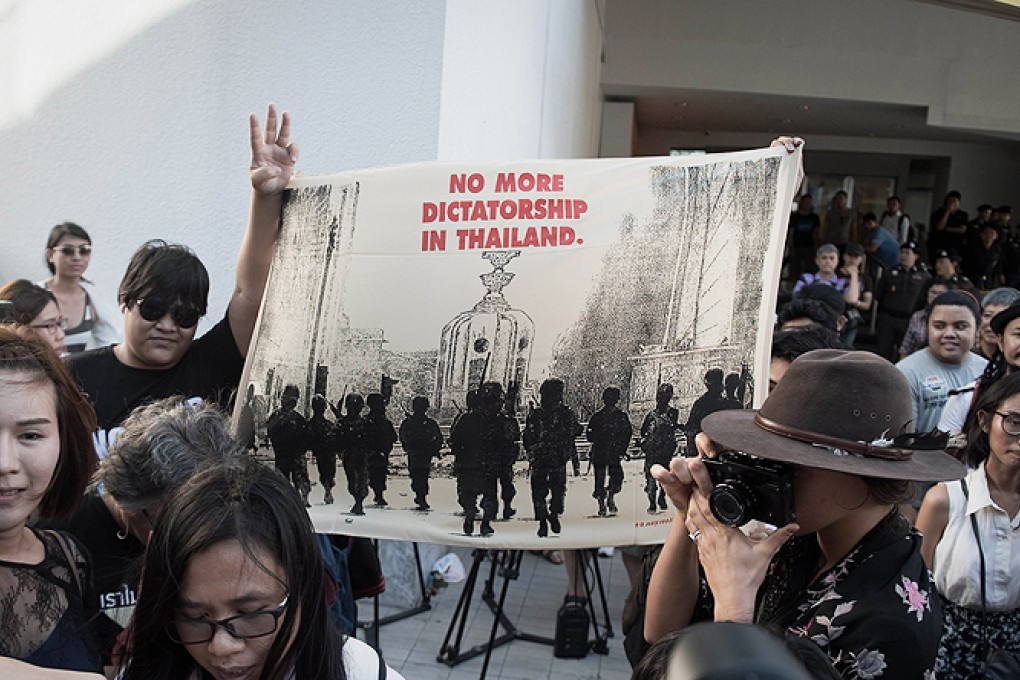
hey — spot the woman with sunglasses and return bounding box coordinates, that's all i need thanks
[0,278,67,355]
[118,455,401,680]
[67,105,297,459]
[917,371,1020,679]
[39,222,119,354]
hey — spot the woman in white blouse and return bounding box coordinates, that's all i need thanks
[39,222,119,353]
[918,370,1020,679]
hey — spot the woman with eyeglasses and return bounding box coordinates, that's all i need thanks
[39,222,120,354]
[917,371,1020,679]
[118,455,401,680]
[0,278,67,354]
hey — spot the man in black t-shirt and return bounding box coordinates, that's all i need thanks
[68,105,298,456]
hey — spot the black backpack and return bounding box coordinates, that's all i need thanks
[554,599,591,658]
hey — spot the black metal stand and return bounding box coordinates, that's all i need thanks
[437,549,612,678]
[358,540,433,650]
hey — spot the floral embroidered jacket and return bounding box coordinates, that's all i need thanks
[758,510,942,679]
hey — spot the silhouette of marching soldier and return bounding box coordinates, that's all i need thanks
[449,382,519,536]
[585,385,632,516]
[337,393,372,515]
[523,378,582,537]
[398,396,444,511]
[365,393,397,507]
[640,382,679,512]
[266,384,311,507]
[307,394,341,505]
[684,368,732,457]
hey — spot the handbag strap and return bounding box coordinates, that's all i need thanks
[46,529,83,597]
[960,480,991,656]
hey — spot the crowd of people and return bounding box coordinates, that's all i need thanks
[2,117,1018,680]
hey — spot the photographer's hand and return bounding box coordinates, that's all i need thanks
[685,485,798,623]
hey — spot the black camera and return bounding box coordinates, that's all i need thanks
[702,451,795,528]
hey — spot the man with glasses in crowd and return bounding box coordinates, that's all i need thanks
[69,104,297,457]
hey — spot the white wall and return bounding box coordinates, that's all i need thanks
[1,1,603,330]
[438,0,603,161]
[0,0,447,332]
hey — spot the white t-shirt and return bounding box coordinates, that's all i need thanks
[344,636,405,680]
[933,463,1020,610]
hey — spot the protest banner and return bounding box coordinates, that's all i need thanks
[235,146,801,548]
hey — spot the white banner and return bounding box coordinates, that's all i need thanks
[235,147,801,549]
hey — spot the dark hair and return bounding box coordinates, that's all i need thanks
[926,290,980,325]
[121,457,346,680]
[887,195,900,203]
[771,326,845,363]
[946,190,962,202]
[45,222,92,275]
[862,212,878,223]
[964,371,1020,468]
[863,476,914,505]
[911,276,957,314]
[833,190,847,199]
[0,325,97,518]
[795,283,845,316]
[118,240,209,316]
[777,299,839,332]
[0,279,59,327]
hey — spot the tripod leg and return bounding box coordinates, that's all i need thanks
[412,542,431,607]
[480,550,523,680]
[438,549,485,662]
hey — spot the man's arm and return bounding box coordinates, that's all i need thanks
[229,104,300,357]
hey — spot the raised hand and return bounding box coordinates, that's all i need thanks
[250,104,299,196]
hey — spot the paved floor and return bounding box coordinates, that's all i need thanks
[357,546,635,680]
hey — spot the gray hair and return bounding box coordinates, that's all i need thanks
[815,243,838,257]
[95,397,244,513]
[982,287,1020,309]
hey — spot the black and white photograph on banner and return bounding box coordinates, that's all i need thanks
[234,148,801,549]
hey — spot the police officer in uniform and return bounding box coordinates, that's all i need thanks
[307,394,341,504]
[874,241,930,361]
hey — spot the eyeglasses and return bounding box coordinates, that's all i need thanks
[994,411,1020,436]
[133,298,201,329]
[30,318,67,335]
[167,594,289,645]
[53,245,92,257]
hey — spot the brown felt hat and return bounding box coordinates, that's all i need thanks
[702,350,965,482]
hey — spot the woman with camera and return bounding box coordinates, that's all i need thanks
[916,369,1020,679]
[645,350,965,678]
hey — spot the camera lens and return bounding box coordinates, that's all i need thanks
[709,482,755,527]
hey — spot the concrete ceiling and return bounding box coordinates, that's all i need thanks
[622,88,1017,145]
[618,1,1020,147]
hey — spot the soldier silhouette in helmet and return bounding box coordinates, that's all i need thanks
[398,396,444,511]
[640,382,679,512]
[365,393,397,506]
[523,378,582,537]
[449,382,519,536]
[266,384,311,507]
[307,394,341,505]
[685,368,731,457]
[586,386,632,516]
[337,393,372,515]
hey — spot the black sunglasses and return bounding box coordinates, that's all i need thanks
[134,298,201,329]
[54,245,92,257]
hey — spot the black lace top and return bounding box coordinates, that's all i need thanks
[0,529,102,672]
